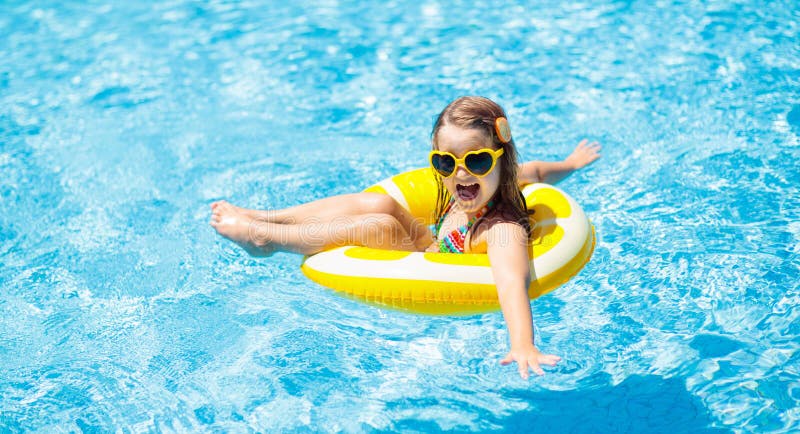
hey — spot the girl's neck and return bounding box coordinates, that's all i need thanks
[451,195,496,219]
[460,205,481,220]
[452,198,493,220]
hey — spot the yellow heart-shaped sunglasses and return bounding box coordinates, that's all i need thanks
[429,148,504,178]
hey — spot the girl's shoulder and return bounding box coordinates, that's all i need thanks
[467,206,530,253]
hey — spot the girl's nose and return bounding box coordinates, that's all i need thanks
[455,164,470,178]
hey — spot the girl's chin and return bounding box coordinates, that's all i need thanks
[454,196,488,212]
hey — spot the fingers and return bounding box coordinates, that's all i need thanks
[570,140,601,169]
[529,359,544,377]
[539,354,562,366]
[501,352,562,379]
[515,358,541,379]
[501,353,533,379]
[500,354,540,379]
[519,360,531,380]
[525,353,560,377]
[576,139,601,152]
[579,141,600,152]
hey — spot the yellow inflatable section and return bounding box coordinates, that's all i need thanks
[301,168,595,315]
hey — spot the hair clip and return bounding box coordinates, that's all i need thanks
[495,117,512,143]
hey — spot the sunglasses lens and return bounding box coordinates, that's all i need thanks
[432,153,456,176]
[465,151,494,175]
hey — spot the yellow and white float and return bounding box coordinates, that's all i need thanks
[301,168,595,315]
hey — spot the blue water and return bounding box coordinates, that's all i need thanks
[1,1,799,432]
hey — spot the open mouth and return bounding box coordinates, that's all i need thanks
[456,183,480,201]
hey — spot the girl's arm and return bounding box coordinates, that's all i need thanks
[518,139,601,185]
[486,222,561,379]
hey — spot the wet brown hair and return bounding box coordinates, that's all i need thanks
[430,96,531,238]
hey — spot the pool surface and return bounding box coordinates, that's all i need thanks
[1,1,799,432]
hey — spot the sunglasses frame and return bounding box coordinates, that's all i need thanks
[429,148,505,178]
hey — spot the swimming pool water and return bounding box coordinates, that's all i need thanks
[1,1,799,432]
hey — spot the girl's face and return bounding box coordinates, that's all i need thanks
[435,124,502,214]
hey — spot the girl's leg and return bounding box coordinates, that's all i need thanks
[214,193,398,223]
[212,193,433,251]
[210,201,417,256]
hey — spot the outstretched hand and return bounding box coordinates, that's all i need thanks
[565,139,601,170]
[500,345,561,379]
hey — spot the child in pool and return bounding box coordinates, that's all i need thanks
[210,96,600,378]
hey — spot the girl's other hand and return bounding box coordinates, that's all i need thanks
[500,345,561,379]
[565,139,601,169]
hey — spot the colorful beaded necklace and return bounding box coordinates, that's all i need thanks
[434,198,495,253]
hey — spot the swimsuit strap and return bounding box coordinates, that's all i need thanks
[435,198,494,253]
[433,198,455,237]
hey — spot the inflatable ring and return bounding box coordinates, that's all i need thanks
[301,168,595,315]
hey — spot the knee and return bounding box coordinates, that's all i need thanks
[362,213,403,234]
[356,213,406,244]
[360,193,400,216]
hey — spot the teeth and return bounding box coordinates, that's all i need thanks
[456,183,480,199]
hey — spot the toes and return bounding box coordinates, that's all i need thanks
[211,200,230,210]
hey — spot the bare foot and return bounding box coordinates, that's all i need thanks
[210,202,275,257]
